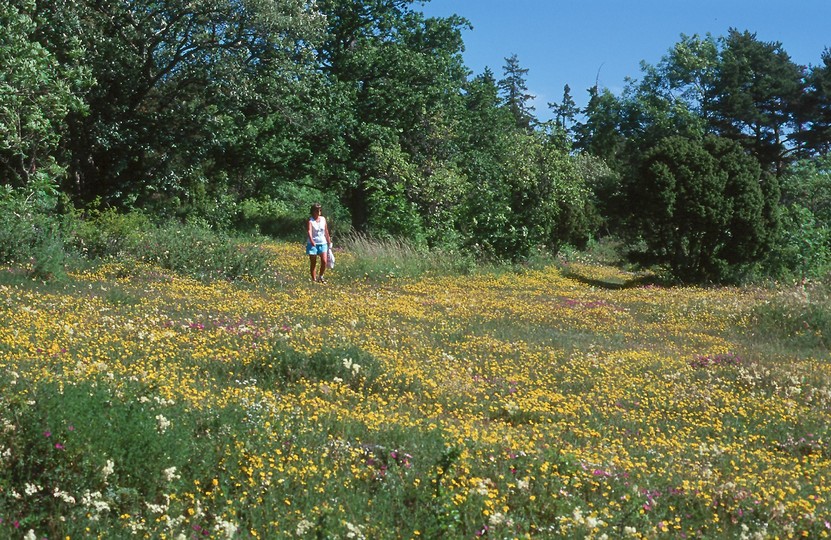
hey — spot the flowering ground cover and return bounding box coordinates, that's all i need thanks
[1,244,829,539]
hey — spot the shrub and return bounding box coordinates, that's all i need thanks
[626,135,778,283]
[266,341,383,391]
[0,374,245,537]
[0,177,72,279]
[235,197,292,237]
[764,205,831,281]
[237,184,352,241]
[135,222,272,282]
[72,204,153,258]
[764,156,831,280]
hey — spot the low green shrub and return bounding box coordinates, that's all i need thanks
[73,205,153,258]
[0,375,228,534]
[0,181,73,280]
[235,197,293,237]
[266,341,383,391]
[134,222,272,282]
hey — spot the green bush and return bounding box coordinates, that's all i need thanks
[0,178,72,279]
[764,156,831,280]
[0,374,246,537]
[73,204,153,258]
[235,197,292,236]
[626,135,778,283]
[764,205,831,281]
[135,222,272,282]
[238,185,352,241]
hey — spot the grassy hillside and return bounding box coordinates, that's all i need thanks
[0,242,829,539]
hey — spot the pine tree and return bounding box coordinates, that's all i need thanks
[498,53,536,131]
[549,84,578,132]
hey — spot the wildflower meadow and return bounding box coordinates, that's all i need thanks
[1,243,830,539]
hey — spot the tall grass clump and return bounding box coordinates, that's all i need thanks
[338,232,474,280]
[750,279,831,351]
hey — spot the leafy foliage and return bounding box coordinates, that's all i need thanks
[626,135,777,282]
[0,177,74,279]
[765,156,831,279]
[2,1,831,280]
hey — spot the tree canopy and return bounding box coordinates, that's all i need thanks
[1,2,831,280]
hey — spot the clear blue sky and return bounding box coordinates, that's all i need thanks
[418,0,831,120]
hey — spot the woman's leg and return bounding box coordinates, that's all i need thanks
[309,255,317,281]
[318,251,328,279]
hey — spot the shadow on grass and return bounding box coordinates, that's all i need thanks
[559,266,670,290]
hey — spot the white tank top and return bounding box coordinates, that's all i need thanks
[309,216,327,244]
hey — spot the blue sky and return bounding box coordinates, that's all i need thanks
[418,0,831,120]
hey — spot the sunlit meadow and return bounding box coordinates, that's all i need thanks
[1,243,830,539]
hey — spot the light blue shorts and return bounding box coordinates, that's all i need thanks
[306,242,328,256]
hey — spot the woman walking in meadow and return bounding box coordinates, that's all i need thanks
[306,203,331,283]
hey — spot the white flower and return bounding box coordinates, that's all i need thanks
[146,502,167,514]
[156,414,171,433]
[624,526,637,536]
[296,519,314,536]
[216,519,238,539]
[472,479,490,496]
[344,522,365,540]
[488,512,505,526]
[24,483,41,496]
[163,466,180,482]
[53,487,76,505]
[24,530,36,540]
[516,477,530,491]
[102,459,115,480]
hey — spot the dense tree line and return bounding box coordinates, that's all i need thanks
[1,0,830,282]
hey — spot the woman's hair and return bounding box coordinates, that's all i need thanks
[310,203,322,215]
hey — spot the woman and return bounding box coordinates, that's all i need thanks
[306,203,331,283]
